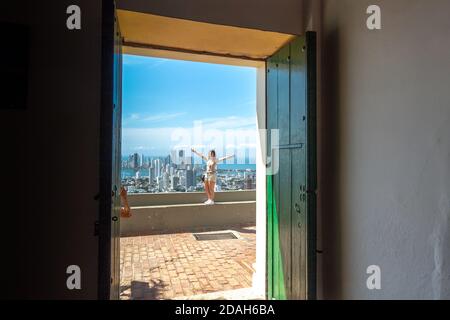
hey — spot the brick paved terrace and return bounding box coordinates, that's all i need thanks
[119,225,256,300]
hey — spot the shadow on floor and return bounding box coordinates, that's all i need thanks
[120,279,167,300]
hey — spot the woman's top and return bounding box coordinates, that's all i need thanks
[206,158,218,174]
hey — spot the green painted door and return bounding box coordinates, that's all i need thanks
[266,32,317,300]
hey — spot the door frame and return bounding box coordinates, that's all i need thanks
[98,43,266,300]
[98,0,120,300]
[97,6,316,299]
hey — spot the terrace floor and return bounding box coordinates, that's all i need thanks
[119,225,256,300]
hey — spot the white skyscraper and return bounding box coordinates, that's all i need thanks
[185,165,194,189]
[171,149,177,165]
[154,159,161,178]
[157,177,162,191]
[173,148,187,167]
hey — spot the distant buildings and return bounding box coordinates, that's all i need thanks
[121,151,256,194]
[244,170,256,190]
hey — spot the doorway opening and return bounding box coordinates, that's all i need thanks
[102,9,317,300]
[118,53,266,300]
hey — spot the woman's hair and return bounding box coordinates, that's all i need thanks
[209,150,216,157]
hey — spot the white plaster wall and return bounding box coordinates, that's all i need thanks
[317,0,450,299]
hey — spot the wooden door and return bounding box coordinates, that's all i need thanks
[266,32,317,300]
[109,10,122,300]
[98,1,122,300]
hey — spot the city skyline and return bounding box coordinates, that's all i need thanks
[121,151,256,194]
[121,150,255,165]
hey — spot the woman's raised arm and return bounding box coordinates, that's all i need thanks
[218,154,235,163]
[191,148,208,161]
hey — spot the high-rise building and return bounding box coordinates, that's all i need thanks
[163,171,170,190]
[179,149,184,160]
[185,165,194,189]
[245,147,249,164]
[171,176,179,190]
[130,153,140,169]
[156,177,162,191]
[149,166,155,182]
[171,149,177,164]
[154,159,161,178]
[173,149,185,166]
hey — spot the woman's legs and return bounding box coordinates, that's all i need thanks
[204,181,211,200]
[209,181,216,201]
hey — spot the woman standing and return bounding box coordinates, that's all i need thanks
[191,148,235,205]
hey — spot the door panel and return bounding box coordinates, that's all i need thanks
[266,32,316,300]
[278,45,290,146]
[99,2,122,300]
[291,147,307,299]
[290,37,307,146]
[267,51,284,299]
[110,12,122,300]
[305,32,317,300]
[277,45,292,297]
[279,148,292,296]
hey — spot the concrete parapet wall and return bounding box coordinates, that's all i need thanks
[121,201,256,236]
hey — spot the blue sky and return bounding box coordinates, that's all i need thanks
[122,55,257,161]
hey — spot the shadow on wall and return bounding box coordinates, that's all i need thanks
[320,24,343,299]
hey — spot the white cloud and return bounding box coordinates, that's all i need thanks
[124,112,187,125]
[140,112,187,122]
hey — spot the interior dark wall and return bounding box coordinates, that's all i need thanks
[116,0,305,35]
[0,0,104,299]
